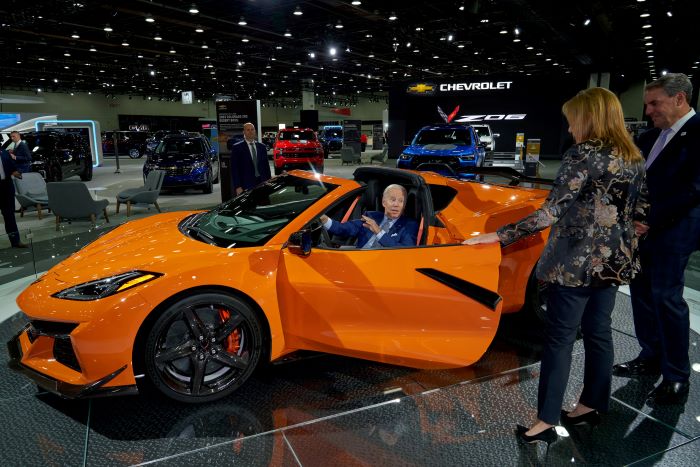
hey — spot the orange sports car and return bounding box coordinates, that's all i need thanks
[8,167,550,403]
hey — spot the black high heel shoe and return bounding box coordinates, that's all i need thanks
[515,424,558,444]
[560,409,601,426]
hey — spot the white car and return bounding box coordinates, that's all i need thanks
[471,124,499,152]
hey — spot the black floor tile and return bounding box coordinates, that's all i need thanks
[284,365,689,467]
[0,394,89,466]
[628,436,700,466]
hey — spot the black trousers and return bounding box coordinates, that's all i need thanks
[0,178,20,245]
[537,284,618,425]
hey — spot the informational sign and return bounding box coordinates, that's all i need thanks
[526,139,541,162]
[216,100,261,201]
[181,91,193,105]
[372,123,384,150]
[515,132,525,160]
[343,119,361,155]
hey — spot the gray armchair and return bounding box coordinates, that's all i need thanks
[13,172,50,219]
[370,147,388,165]
[116,170,165,217]
[340,147,361,165]
[47,182,110,231]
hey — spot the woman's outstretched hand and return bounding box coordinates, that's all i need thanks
[462,232,500,245]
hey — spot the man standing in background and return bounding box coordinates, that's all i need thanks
[230,123,271,196]
[7,131,32,173]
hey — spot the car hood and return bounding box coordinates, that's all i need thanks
[149,153,205,165]
[275,140,320,149]
[50,211,212,285]
[406,144,474,155]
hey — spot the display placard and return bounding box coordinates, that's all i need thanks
[343,119,362,155]
[372,123,384,150]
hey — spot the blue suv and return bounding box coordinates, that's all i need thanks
[396,124,486,178]
[143,135,219,193]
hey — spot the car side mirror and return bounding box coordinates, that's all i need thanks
[493,133,500,138]
[288,230,312,256]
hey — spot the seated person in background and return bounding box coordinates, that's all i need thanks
[320,184,419,248]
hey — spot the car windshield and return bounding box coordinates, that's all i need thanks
[414,129,471,146]
[186,174,338,248]
[471,127,489,138]
[156,139,204,154]
[24,134,55,150]
[278,131,315,141]
[322,129,342,138]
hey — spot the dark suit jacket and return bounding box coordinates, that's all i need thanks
[638,113,700,250]
[328,210,419,247]
[11,140,32,171]
[1,149,18,201]
[230,140,271,192]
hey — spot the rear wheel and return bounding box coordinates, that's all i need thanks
[523,267,548,323]
[203,171,213,194]
[47,162,63,182]
[80,161,93,181]
[128,148,143,159]
[144,292,265,403]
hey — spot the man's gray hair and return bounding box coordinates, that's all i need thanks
[382,183,407,201]
[646,73,693,103]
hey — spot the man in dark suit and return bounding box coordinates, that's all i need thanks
[613,73,700,405]
[8,131,32,173]
[230,122,271,196]
[1,148,27,248]
[320,184,419,248]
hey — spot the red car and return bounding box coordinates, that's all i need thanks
[273,128,324,175]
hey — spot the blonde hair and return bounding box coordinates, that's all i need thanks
[562,87,643,163]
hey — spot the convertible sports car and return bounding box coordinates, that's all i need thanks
[8,167,550,403]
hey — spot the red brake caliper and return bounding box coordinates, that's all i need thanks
[218,309,241,353]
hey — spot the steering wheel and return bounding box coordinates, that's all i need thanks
[309,217,332,248]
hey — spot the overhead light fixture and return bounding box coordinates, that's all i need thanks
[352,1,362,5]
[169,48,176,53]
[122,41,129,46]
[642,24,652,28]
[500,29,507,34]
[329,47,337,56]
[145,14,155,23]
[284,29,292,37]
[238,16,247,25]
[89,46,97,52]
[459,3,465,11]
[309,52,315,58]
[241,36,249,42]
[583,18,591,26]
[388,12,397,21]
[189,4,199,14]
[195,25,204,33]
[514,27,520,35]
[368,52,374,58]
[447,34,453,41]
[335,20,343,29]
[294,6,303,16]
[667,11,673,17]
[480,19,489,23]
[154,34,162,40]
[103,24,113,32]
[201,43,208,49]
[640,13,650,18]
[71,31,80,38]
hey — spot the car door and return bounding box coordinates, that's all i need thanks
[277,243,502,369]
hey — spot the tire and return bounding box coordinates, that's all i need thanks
[47,162,63,182]
[144,292,265,403]
[203,171,213,194]
[80,161,93,181]
[212,166,220,184]
[274,167,282,175]
[523,267,548,323]
[129,148,143,159]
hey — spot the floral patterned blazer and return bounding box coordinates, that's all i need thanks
[497,140,648,287]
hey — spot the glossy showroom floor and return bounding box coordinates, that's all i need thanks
[1,156,699,466]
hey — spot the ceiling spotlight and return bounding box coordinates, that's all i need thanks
[103,24,113,32]
[309,52,315,58]
[145,14,155,23]
[241,36,249,42]
[368,52,374,58]
[189,4,199,14]
[89,46,97,52]
[499,29,507,34]
[238,16,247,26]
[514,27,520,35]
[667,11,673,17]
[71,31,80,38]
[195,25,204,33]
[480,19,489,23]
[122,41,129,46]
[459,3,465,11]
[642,24,652,28]
[415,26,423,31]
[388,12,397,21]
[150,70,156,76]
[284,29,292,37]
[154,34,162,40]
[583,18,591,26]
[352,1,362,5]
[294,6,303,16]
[447,34,453,41]
[201,43,208,49]
[640,13,650,18]
[329,47,337,56]
[335,20,344,29]
[169,48,176,53]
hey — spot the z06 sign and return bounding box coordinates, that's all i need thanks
[454,114,526,122]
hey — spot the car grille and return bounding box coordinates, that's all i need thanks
[162,166,192,176]
[27,320,79,343]
[410,156,461,169]
[53,336,82,372]
[280,151,317,158]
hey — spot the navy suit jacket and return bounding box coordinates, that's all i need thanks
[11,140,32,171]
[328,210,419,247]
[230,140,271,193]
[1,150,18,195]
[638,112,700,252]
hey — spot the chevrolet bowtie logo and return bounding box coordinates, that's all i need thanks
[407,83,435,94]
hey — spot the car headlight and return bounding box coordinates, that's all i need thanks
[192,160,208,169]
[399,153,412,160]
[460,153,475,161]
[53,271,162,301]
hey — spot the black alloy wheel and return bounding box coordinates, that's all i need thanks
[523,268,549,323]
[80,160,93,181]
[128,148,143,159]
[144,292,265,403]
[47,161,63,182]
[203,170,213,194]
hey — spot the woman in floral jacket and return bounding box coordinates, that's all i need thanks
[465,87,648,444]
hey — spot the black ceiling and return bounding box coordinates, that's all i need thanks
[0,0,698,104]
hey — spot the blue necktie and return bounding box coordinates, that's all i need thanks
[645,128,672,169]
[363,218,390,249]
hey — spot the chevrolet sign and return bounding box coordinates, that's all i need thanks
[439,81,513,92]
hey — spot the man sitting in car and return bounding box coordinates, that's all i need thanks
[320,184,418,248]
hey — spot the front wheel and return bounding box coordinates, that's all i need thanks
[129,148,143,159]
[202,171,213,194]
[144,292,265,403]
[80,161,93,181]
